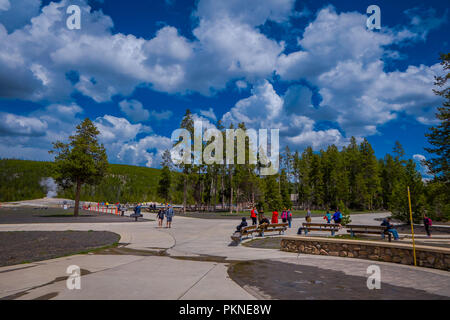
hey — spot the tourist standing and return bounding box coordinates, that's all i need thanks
[250,207,258,225]
[281,208,288,223]
[306,208,312,223]
[157,207,165,228]
[423,215,432,237]
[166,205,174,228]
[271,210,279,224]
[287,208,293,228]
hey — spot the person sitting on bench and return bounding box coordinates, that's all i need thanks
[236,217,248,232]
[381,217,399,240]
[259,215,270,225]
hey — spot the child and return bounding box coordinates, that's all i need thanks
[323,211,332,224]
[287,209,293,228]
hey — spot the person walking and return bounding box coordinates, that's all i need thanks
[271,209,279,224]
[157,207,165,228]
[423,215,432,237]
[287,208,293,228]
[165,205,174,228]
[250,207,258,225]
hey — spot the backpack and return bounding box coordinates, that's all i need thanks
[426,218,432,226]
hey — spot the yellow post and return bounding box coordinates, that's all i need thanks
[407,186,417,266]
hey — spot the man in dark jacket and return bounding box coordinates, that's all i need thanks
[236,217,248,232]
[381,217,399,240]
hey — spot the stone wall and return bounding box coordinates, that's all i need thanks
[281,236,450,271]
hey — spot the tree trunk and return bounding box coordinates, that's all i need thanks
[183,174,187,214]
[229,167,233,214]
[221,173,225,210]
[74,179,82,217]
[212,175,216,212]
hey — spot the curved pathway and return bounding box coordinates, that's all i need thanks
[0,212,449,300]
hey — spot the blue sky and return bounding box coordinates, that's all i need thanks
[0,0,448,177]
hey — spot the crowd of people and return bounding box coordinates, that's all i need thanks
[236,207,433,239]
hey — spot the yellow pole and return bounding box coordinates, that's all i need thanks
[407,186,417,266]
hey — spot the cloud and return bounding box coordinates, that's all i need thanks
[199,108,217,121]
[119,99,150,123]
[405,7,449,40]
[0,112,48,137]
[276,6,443,138]
[222,80,348,150]
[0,0,10,11]
[149,110,173,121]
[0,0,41,32]
[0,0,291,102]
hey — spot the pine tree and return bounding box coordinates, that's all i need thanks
[50,118,108,216]
[425,53,449,183]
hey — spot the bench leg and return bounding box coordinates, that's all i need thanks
[304,229,308,235]
[388,233,392,242]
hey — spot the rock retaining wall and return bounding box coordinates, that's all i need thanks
[281,236,450,271]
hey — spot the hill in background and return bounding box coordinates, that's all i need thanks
[0,159,170,203]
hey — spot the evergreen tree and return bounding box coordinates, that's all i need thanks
[50,118,108,216]
[425,53,450,183]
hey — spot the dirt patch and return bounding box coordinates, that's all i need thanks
[228,260,449,300]
[0,207,151,224]
[0,231,120,267]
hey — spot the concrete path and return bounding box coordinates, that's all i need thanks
[0,212,449,300]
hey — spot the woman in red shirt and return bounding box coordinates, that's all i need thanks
[271,210,279,224]
[250,207,258,225]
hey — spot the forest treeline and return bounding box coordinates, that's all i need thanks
[0,138,447,222]
[0,159,177,203]
[161,111,447,223]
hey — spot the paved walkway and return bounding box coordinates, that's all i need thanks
[0,212,449,300]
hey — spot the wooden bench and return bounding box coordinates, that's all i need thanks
[300,223,340,236]
[258,223,288,237]
[346,224,392,242]
[231,225,258,242]
[230,223,288,243]
[130,213,143,221]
